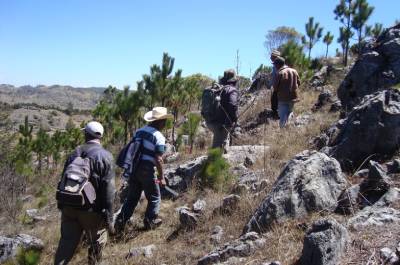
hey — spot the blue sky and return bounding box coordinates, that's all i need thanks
[0,0,398,88]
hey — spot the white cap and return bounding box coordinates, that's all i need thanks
[83,121,104,138]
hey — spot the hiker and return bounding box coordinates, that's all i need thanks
[270,50,281,119]
[272,56,300,127]
[202,69,238,151]
[54,121,115,265]
[114,107,172,233]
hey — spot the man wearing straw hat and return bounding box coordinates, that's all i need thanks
[115,107,172,232]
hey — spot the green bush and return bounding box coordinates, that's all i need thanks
[200,148,230,190]
[16,248,41,265]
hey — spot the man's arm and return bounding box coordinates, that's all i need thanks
[154,154,166,185]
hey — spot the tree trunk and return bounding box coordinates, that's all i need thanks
[124,120,128,145]
[326,44,329,58]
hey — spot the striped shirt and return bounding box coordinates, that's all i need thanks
[134,125,166,164]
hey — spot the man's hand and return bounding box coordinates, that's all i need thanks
[156,178,167,187]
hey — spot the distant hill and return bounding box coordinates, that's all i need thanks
[0,84,105,110]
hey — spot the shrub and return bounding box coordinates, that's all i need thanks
[16,248,41,265]
[199,148,230,190]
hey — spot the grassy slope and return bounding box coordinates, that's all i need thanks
[7,67,389,265]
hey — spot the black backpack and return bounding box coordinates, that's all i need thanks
[56,147,96,208]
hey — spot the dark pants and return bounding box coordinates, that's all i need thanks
[271,90,278,117]
[115,162,160,229]
[54,207,106,265]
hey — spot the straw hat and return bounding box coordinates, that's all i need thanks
[144,107,173,122]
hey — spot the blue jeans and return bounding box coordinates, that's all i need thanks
[116,161,160,228]
[278,101,294,127]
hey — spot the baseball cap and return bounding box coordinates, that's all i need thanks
[83,121,104,138]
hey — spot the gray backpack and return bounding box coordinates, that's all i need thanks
[56,148,96,207]
[201,83,224,123]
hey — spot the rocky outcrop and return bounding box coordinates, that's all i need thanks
[243,151,346,233]
[300,218,349,265]
[349,206,400,231]
[210,226,224,244]
[126,244,156,259]
[0,234,44,263]
[336,160,394,214]
[224,146,268,168]
[214,195,241,215]
[338,23,400,109]
[312,90,333,111]
[320,89,400,171]
[165,156,207,192]
[197,232,266,265]
[310,66,332,88]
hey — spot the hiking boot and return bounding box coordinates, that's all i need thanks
[144,218,162,230]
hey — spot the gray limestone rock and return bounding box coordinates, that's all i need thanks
[165,156,207,192]
[349,206,400,230]
[197,232,266,265]
[322,89,400,171]
[244,151,346,233]
[126,244,156,259]
[338,23,400,109]
[0,234,44,263]
[300,218,349,265]
[210,226,224,244]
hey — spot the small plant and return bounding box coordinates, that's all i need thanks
[16,248,41,265]
[200,148,230,190]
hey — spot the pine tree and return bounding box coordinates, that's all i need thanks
[334,0,355,66]
[370,23,383,39]
[15,116,33,175]
[180,113,201,153]
[352,0,374,55]
[32,127,50,172]
[305,17,324,60]
[337,26,354,64]
[323,31,334,58]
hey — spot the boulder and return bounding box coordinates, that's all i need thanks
[380,247,399,264]
[25,209,47,223]
[179,207,200,230]
[193,199,207,213]
[210,226,224,244]
[329,100,342,112]
[338,23,400,109]
[322,89,400,171]
[336,161,396,214]
[349,206,400,230]
[126,244,156,259]
[243,151,346,233]
[300,218,349,265]
[165,156,207,192]
[310,66,332,88]
[197,232,266,265]
[312,90,333,111]
[224,146,268,167]
[0,234,44,263]
[214,195,241,215]
[294,113,315,127]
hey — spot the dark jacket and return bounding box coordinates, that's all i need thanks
[273,66,300,102]
[218,85,239,126]
[62,141,115,214]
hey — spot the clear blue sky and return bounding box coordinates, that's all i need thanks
[0,0,398,88]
